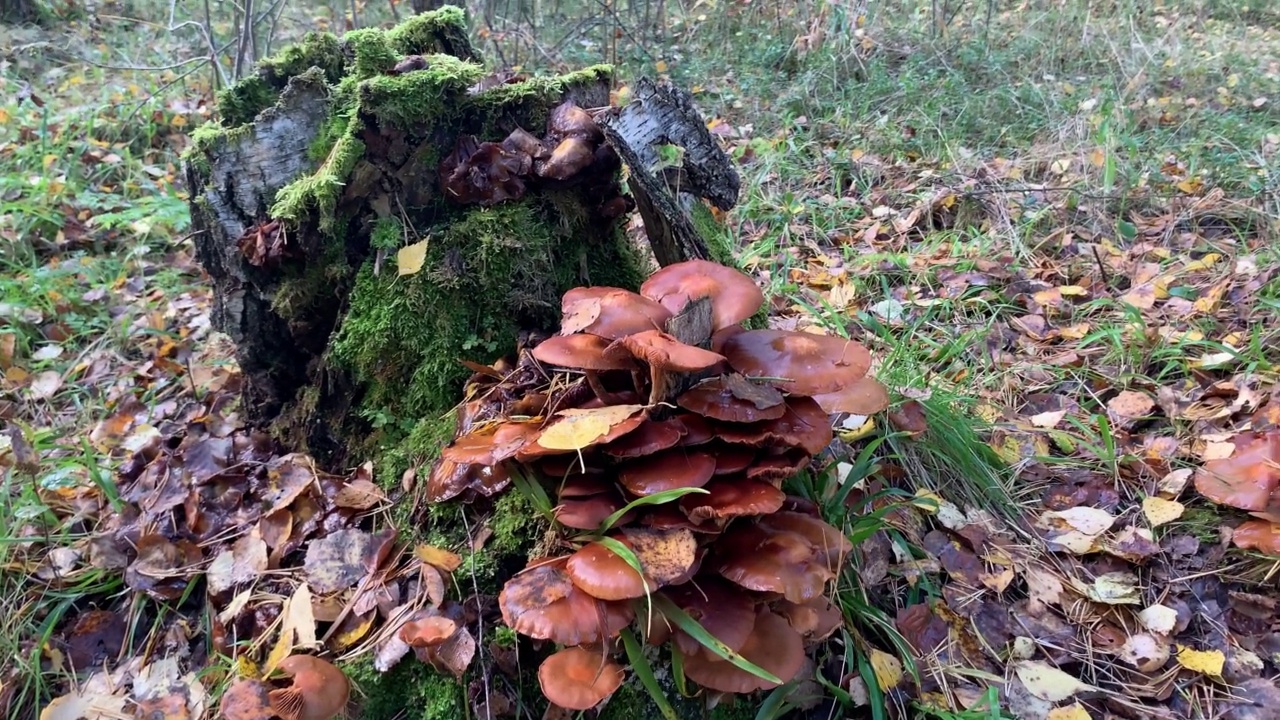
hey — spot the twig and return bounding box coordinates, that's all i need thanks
[1091,243,1110,287]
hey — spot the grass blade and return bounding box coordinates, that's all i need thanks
[620,628,679,720]
[597,486,709,534]
[650,594,783,685]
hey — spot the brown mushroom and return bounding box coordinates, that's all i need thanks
[1194,430,1280,512]
[640,259,766,331]
[538,647,624,711]
[555,492,630,530]
[680,477,785,523]
[547,101,603,141]
[400,616,458,648]
[560,287,673,340]
[266,655,350,720]
[502,127,549,160]
[426,457,511,503]
[498,559,635,645]
[618,449,716,496]
[811,376,891,415]
[566,540,649,600]
[531,333,637,403]
[608,329,727,405]
[712,522,836,603]
[440,136,528,206]
[674,413,714,446]
[710,444,756,475]
[744,448,812,482]
[219,678,274,720]
[536,137,595,180]
[715,396,834,456]
[441,421,541,465]
[759,511,853,570]
[676,374,786,423]
[660,578,758,658]
[721,329,872,396]
[601,418,686,458]
[776,597,843,641]
[681,609,804,694]
[641,505,721,534]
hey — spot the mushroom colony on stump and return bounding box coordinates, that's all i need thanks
[427,258,890,710]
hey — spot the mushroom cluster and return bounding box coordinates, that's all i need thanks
[438,100,631,219]
[428,259,889,710]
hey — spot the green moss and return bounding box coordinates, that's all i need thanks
[270,240,351,319]
[261,30,346,85]
[345,28,399,79]
[370,217,404,251]
[270,119,364,229]
[341,655,464,720]
[466,64,614,136]
[330,199,645,421]
[215,76,279,128]
[689,199,736,266]
[357,55,486,131]
[385,6,479,60]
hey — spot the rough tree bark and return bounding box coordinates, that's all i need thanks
[183,6,739,474]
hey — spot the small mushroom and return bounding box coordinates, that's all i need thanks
[720,329,873,396]
[714,396,834,456]
[775,597,843,641]
[640,259,765,331]
[426,456,511,503]
[744,448,812,482]
[531,333,637,403]
[712,521,836,603]
[601,418,687,458]
[555,492,631,530]
[660,578,758,658]
[560,287,673,340]
[538,647,624,711]
[547,101,603,141]
[498,559,634,645]
[681,609,804,693]
[676,374,786,423]
[617,449,716,496]
[502,127,550,159]
[439,135,527,206]
[441,421,541,465]
[758,511,853,570]
[266,655,350,720]
[607,329,727,405]
[565,540,648,600]
[536,137,595,180]
[710,444,756,475]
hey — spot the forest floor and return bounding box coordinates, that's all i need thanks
[2,1,1280,719]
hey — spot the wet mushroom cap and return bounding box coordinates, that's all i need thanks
[680,477,786,523]
[661,578,758,657]
[537,136,596,180]
[538,647,624,711]
[426,457,511,503]
[547,101,604,141]
[811,376,891,415]
[400,615,459,648]
[776,597,843,641]
[532,334,638,371]
[640,259,766,331]
[499,560,635,645]
[715,396,834,456]
[677,374,786,423]
[710,444,756,475]
[721,329,872,396]
[681,609,804,694]
[601,418,687,458]
[441,421,541,465]
[712,522,835,603]
[565,541,649,601]
[759,511,854,570]
[608,330,727,372]
[266,655,351,720]
[744,449,811,482]
[560,287,673,339]
[618,449,717,496]
[555,493,629,530]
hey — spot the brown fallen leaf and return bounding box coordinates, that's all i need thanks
[334,478,388,510]
[304,528,375,594]
[1108,390,1155,420]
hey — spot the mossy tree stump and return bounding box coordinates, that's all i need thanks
[184,7,742,717]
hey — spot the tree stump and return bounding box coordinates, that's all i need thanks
[183,6,739,477]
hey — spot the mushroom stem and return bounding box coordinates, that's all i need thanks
[630,368,647,396]
[584,369,624,405]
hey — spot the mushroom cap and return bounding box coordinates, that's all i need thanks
[640,259,765,331]
[426,457,511,502]
[532,334,638,371]
[776,597,843,641]
[811,376,891,415]
[547,101,603,141]
[744,448,812,482]
[641,505,721,534]
[441,421,541,465]
[674,413,714,446]
[711,324,746,354]
[681,609,804,694]
[502,127,549,159]
[608,330,727,372]
[602,418,687,458]
[565,541,648,601]
[721,329,872,396]
[498,560,635,645]
[618,449,717,496]
[1194,431,1280,511]
[680,477,785,523]
[715,396,834,456]
[556,475,613,498]
[661,578,758,658]
[267,655,350,720]
[712,522,836,603]
[400,615,459,648]
[538,647,624,711]
[710,444,756,475]
[677,374,786,423]
[759,511,854,570]
[560,287,673,339]
[537,137,596,180]
[555,493,629,530]
[219,679,274,720]
[440,137,527,206]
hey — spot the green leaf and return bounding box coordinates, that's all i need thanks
[597,486,709,533]
[620,628,679,720]
[670,644,692,697]
[509,466,554,519]
[651,594,783,685]
[755,682,797,720]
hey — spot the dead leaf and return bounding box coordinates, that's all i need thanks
[1120,632,1171,673]
[265,584,318,673]
[1108,390,1155,419]
[415,544,463,573]
[1138,605,1178,635]
[1079,571,1141,604]
[334,478,388,510]
[1038,507,1115,536]
[207,528,268,594]
[1142,497,1185,527]
[1014,660,1095,701]
[534,404,646,451]
[28,370,62,400]
[39,688,130,720]
[1047,704,1092,720]
[619,527,697,585]
[304,528,375,594]
[869,648,903,690]
[397,239,429,276]
[1176,646,1225,676]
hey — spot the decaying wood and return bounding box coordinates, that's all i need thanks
[599,77,741,267]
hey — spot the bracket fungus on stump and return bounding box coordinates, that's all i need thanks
[429,258,891,711]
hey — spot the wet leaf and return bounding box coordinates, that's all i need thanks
[265,583,318,673]
[1013,660,1095,701]
[619,527,697,585]
[1047,703,1092,720]
[1080,572,1141,604]
[304,528,375,594]
[535,404,646,451]
[397,239,429,276]
[1176,646,1225,676]
[415,544,463,573]
[207,527,268,594]
[1038,507,1115,536]
[334,478,387,510]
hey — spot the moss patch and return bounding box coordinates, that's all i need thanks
[342,655,465,720]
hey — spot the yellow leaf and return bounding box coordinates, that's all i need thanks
[1176,646,1224,675]
[396,239,429,276]
[1014,660,1095,701]
[837,416,876,442]
[1142,496,1184,527]
[869,649,903,690]
[43,154,58,169]
[0,108,9,124]
[1183,253,1221,272]
[1088,149,1106,168]
[1058,285,1088,296]
[655,60,668,73]
[329,612,375,652]
[536,405,645,451]
[265,584,317,674]
[415,544,463,572]
[1060,323,1090,340]
[1047,704,1092,720]
[1176,176,1203,194]
[171,114,187,127]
